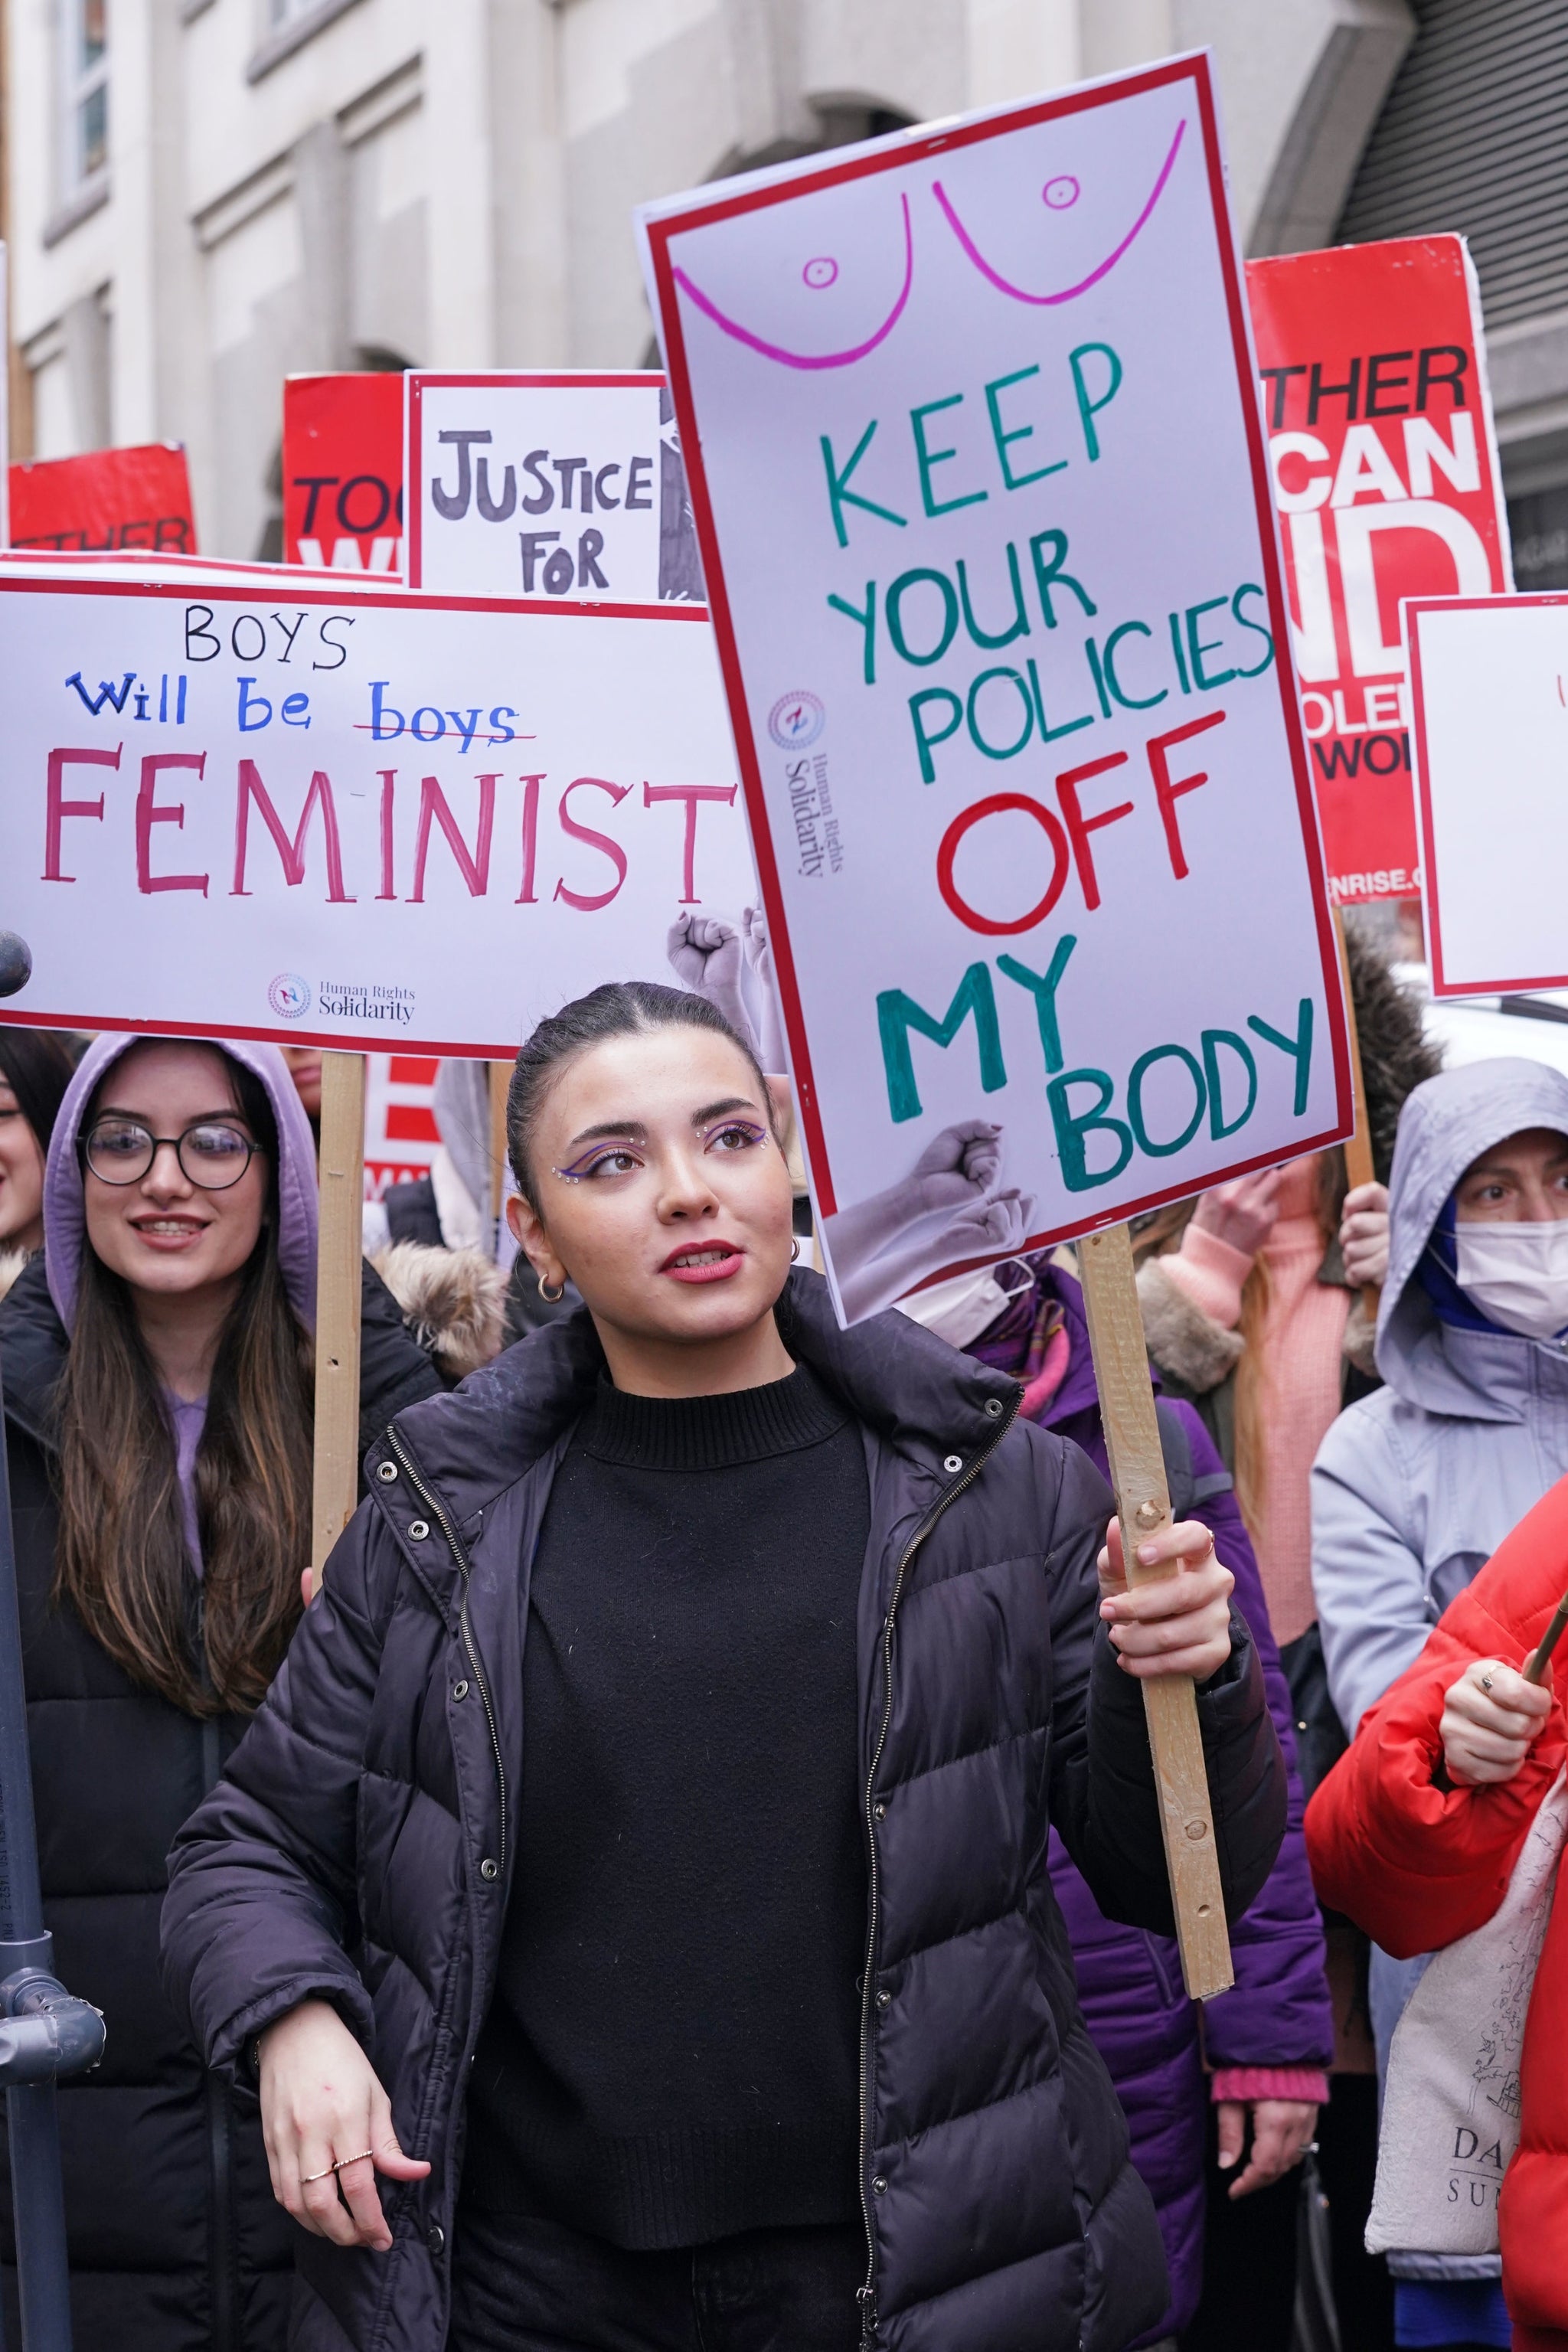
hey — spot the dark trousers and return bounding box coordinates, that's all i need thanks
[1181,2103,1300,2352]
[1180,2078,1396,2352]
[1317,2076,1395,2352]
[449,2208,864,2352]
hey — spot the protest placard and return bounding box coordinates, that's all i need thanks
[406,371,701,603]
[9,444,198,555]
[640,52,1351,1333]
[0,550,402,586]
[283,373,404,572]
[0,575,754,1057]
[1246,237,1511,907]
[1408,592,1568,995]
[365,1052,440,1194]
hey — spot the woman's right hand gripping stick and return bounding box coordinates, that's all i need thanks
[1440,1657,1555,1788]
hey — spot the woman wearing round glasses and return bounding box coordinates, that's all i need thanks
[0,1032,445,2352]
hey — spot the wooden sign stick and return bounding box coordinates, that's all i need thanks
[309,1050,366,1599]
[1333,910,1380,1320]
[488,1060,511,1244]
[1076,1221,1234,2000]
[1524,1592,1568,1685]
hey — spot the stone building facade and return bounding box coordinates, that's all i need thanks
[7,0,1564,570]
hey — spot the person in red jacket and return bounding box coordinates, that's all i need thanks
[1305,1476,1568,2352]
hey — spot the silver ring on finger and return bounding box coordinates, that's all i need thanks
[300,2162,338,2184]
[332,2150,374,2172]
[1481,1670,1495,1691]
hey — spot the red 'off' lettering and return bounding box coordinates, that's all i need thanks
[936,710,1225,933]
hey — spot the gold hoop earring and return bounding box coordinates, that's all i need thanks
[790,1236,801,1263]
[538,1274,566,1304]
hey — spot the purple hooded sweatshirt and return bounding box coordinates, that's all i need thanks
[43,1033,319,1569]
[969,1259,1333,2341]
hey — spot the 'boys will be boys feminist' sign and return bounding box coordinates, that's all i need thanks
[642,54,1350,1323]
[0,577,753,1057]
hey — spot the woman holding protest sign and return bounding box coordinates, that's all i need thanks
[0,1032,445,2352]
[1312,1057,1568,2352]
[897,1253,1331,2350]
[162,978,1286,2352]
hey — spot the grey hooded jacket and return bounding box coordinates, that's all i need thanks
[1312,1057,1568,1740]
[1311,1056,1568,2283]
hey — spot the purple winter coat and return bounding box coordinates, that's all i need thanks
[161,1270,1286,2352]
[972,1263,1332,2341]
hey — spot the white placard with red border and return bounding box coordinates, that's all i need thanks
[406,372,702,604]
[0,574,753,1057]
[1409,592,1568,996]
[639,53,1350,1325]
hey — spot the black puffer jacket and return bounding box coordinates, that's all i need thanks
[0,1253,443,2352]
[162,1271,1285,2352]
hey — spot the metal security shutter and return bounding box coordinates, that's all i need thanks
[1337,0,1568,330]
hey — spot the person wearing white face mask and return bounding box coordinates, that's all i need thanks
[1449,1197,1568,1336]
[1312,1059,1568,2352]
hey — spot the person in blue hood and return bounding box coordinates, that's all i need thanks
[1313,1055,1568,2352]
[0,1031,444,2352]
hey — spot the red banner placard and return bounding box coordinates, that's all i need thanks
[364,1052,439,1197]
[283,373,403,573]
[8,443,196,555]
[1246,236,1512,905]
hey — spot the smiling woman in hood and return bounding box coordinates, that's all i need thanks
[0,1030,447,2352]
[1312,1054,1568,2350]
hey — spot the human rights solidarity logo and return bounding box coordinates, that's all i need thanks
[268,974,312,1020]
[768,691,825,750]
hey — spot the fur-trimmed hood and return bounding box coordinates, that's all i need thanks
[1342,926,1442,1187]
[369,1242,509,1381]
[1136,1238,1377,1398]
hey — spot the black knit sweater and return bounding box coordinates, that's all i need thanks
[462,1362,871,2249]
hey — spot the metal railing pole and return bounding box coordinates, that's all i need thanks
[0,937,106,2350]
[0,1351,72,2351]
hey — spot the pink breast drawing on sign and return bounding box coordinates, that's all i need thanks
[932,117,1186,305]
[671,194,916,371]
[669,117,1186,371]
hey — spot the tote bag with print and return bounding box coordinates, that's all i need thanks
[1367,1769,1568,2256]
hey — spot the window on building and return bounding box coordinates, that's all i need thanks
[62,0,108,191]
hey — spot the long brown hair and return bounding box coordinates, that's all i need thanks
[53,1057,313,1716]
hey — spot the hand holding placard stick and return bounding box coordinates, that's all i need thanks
[1077,1222,1233,2000]
[1333,911,1381,1321]
[309,1052,366,1599]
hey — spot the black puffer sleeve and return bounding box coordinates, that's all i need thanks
[1040,1432,1286,1936]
